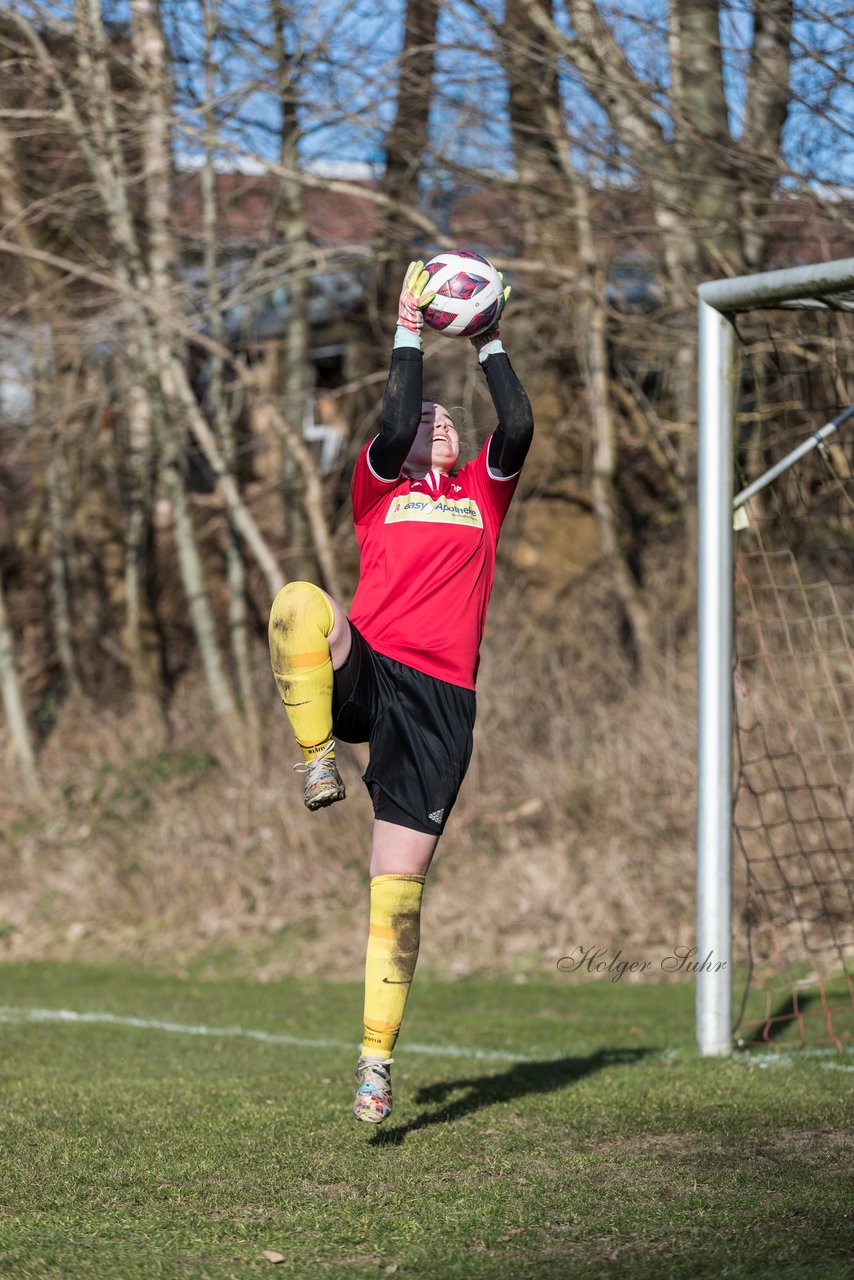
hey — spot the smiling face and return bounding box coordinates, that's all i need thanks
[403,401,461,476]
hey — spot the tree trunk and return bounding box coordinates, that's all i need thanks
[0,569,39,797]
[201,0,260,741]
[31,322,83,703]
[739,0,794,269]
[272,0,319,584]
[113,347,167,728]
[669,0,740,271]
[503,0,570,262]
[574,190,655,672]
[373,0,440,333]
[503,2,653,667]
[129,0,242,729]
[260,398,344,601]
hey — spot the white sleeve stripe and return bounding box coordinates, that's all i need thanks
[366,436,401,483]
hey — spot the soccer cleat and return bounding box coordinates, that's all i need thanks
[293,741,346,811]
[353,1055,394,1124]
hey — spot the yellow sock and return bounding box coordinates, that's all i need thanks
[362,874,425,1058]
[268,581,335,762]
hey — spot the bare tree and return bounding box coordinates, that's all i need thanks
[373,0,441,330]
[0,567,38,795]
[503,0,653,668]
[111,351,167,727]
[0,115,83,698]
[4,3,296,729]
[503,0,569,263]
[499,0,801,611]
[199,0,260,738]
[38,341,82,699]
[271,0,318,584]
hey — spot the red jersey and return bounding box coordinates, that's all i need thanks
[348,437,520,689]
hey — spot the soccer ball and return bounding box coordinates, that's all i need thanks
[422,251,504,338]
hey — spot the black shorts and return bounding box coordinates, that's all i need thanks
[332,623,476,836]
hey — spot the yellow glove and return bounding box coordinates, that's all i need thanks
[397,260,436,334]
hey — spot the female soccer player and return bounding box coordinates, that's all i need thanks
[268,260,533,1123]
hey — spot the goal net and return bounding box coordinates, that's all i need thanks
[732,315,854,1049]
[696,258,854,1055]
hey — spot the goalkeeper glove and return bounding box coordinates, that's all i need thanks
[470,275,511,361]
[397,260,435,336]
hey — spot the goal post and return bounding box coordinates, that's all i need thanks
[696,256,854,1057]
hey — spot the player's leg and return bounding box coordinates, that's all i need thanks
[367,819,438,877]
[267,581,351,809]
[353,820,438,1124]
[351,662,474,1123]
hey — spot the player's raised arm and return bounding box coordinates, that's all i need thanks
[470,283,534,478]
[368,261,435,481]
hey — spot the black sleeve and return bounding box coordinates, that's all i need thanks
[367,346,424,481]
[483,351,534,478]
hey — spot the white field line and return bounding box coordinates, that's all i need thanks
[1,1005,851,1068]
[732,1045,854,1069]
[0,1005,541,1063]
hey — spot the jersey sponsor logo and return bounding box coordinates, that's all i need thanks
[385,493,483,528]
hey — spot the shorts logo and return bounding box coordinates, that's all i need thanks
[385,494,483,528]
[428,809,444,824]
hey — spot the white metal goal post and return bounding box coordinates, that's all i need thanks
[696,256,854,1057]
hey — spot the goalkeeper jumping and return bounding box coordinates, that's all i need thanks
[268,260,534,1123]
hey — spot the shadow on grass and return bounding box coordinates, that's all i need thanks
[369,1047,653,1146]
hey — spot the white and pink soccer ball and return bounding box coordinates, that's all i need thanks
[422,251,504,338]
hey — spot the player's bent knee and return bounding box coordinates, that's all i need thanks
[268,581,335,646]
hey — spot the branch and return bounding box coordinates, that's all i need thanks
[160,353,286,599]
[8,7,143,282]
[259,397,345,600]
[517,0,669,160]
[0,238,235,363]
[173,122,445,243]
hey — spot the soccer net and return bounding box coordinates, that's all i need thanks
[696,258,854,1055]
[731,313,854,1049]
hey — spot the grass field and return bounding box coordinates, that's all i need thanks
[1,964,852,1279]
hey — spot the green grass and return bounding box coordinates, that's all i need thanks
[0,965,852,1279]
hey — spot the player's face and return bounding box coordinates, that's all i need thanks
[404,402,460,475]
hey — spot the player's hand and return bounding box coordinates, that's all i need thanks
[397,260,435,335]
[469,275,511,350]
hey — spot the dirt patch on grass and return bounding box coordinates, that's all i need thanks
[743,1127,853,1172]
[298,1181,361,1200]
